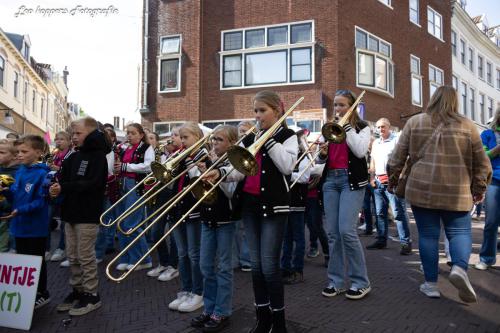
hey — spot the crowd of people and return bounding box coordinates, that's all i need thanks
[0,85,498,333]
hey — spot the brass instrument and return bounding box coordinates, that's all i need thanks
[321,90,366,143]
[44,148,60,165]
[0,174,15,202]
[99,134,210,228]
[227,97,305,176]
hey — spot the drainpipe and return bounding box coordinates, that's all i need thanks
[139,0,150,114]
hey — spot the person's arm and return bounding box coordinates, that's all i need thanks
[345,125,371,158]
[265,134,298,175]
[472,127,493,198]
[60,155,107,193]
[481,130,500,159]
[15,172,47,215]
[123,146,154,174]
[291,156,312,184]
[387,122,412,190]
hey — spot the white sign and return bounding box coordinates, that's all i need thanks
[0,253,42,331]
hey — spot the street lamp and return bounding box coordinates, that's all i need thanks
[0,108,15,125]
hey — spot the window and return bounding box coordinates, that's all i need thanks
[220,21,314,89]
[479,93,485,123]
[410,55,422,106]
[487,97,494,119]
[159,35,182,93]
[41,97,44,119]
[427,7,443,40]
[23,43,30,60]
[355,27,394,97]
[429,64,444,98]
[0,56,4,87]
[32,90,36,112]
[468,48,474,72]
[451,30,457,56]
[153,121,184,135]
[460,39,466,64]
[410,0,419,25]
[461,82,467,116]
[486,62,492,85]
[478,55,484,79]
[378,0,391,7]
[469,87,475,121]
[496,69,500,89]
[452,75,458,90]
[23,81,28,103]
[13,72,19,98]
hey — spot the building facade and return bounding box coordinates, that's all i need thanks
[451,2,500,125]
[141,0,452,133]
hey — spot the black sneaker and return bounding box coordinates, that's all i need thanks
[345,286,371,300]
[203,314,230,332]
[400,243,412,255]
[68,292,101,316]
[191,312,211,328]
[322,286,346,297]
[366,241,387,250]
[57,289,82,312]
[34,291,51,309]
[324,255,330,268]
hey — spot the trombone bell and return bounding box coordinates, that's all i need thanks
[227,146,258,176]
[150,161,173,183]
[189,177,218,205]
[321,122,346,144]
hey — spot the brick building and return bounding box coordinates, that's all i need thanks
[140,0,452,133]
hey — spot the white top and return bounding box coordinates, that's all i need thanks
[371,132,398,176]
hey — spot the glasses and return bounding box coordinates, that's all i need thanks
[210,136,224,143]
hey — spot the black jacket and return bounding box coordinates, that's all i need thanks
[59,130,110,224]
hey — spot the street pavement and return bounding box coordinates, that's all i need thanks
[3,211,500,333]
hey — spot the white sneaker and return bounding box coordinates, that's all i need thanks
[50,248,65,261]
[168,291,190,311]
[178,293,204,312]
[474,261,490,271]
[116,263,129,271]
[449,265,477,303]
[8,249,16,254]
[126,262,153,271]
[44,251,51,261]
[158,266,179,281]
[357,223,366,231]
[96,258,103,264]
[147,265,166,277]
[60,259,70,268]
[419,282,440,298]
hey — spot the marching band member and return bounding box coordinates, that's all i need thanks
[168,122,208,313]
[204,91,298,333]
[114,123,154,271]
[191,125,238,332]
[319,89,371,300]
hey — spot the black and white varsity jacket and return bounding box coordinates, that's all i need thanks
[318,121,371,191]
[119,141,154,194]
[219,125,298,219]
[289,156,311,212]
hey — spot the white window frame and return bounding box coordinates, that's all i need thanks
[477,53,484,80]
[468,47,474,73]
[355,26,394,98]
[410,55,422,107]
[158,34,182,94]
[409,0,420,26]
[202,118,254,129]
[0,56,5,88]
[13,72,19,99]
[219,20,315,90]
[459,38,466,65]
[378,0,393,10]
[479,92,485,124]
[496,68,500,90]
[469,87,475,121]
[427,6,444,41]
[460,81,468,116]
[486,61,493,86]
[451,30,457,56]
[487,97,494,119]
[452,74,458,90]
[429,64,444,98]
[32,89,36,113]
[153,121,184,135]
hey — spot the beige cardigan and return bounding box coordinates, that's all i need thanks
[388,113,492,212]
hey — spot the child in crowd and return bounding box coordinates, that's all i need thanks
[0,139,19,252]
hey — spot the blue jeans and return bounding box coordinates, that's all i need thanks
[412,206,472,282]
[281,211,305,272]
[200,223,235,317]
[479,179,500,265]
[117,178,152,265]
[232,219,251,268]
[152,214,178,268]
[373,180,411,245]
[322,169,370,290]
[363,183,376,233]
[305,197,329,254]
[172,218,203,296]
[242,194,287,310]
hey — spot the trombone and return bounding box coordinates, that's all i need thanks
[321,90,366,143]
[116,125,256,236]
[99,134,209,228]
[105,126,256,282]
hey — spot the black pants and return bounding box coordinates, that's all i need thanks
[15,237,48,294]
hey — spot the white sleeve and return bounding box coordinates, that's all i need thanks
[187,164,201,178]
[219,165,245,183]
[220,181,237,199]
[125,146,154,174]
[106,151,114,176]
[345,125,371,159]
[291,157,311,184]
[264,135,298,175]
[309,163,325,177]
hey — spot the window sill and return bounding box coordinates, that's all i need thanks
[356,85,394,99]
[411,101,423,108]
[220,80,314,91]
[377,1,393,10]
[158,89,181,94]
[428,33,445,43]
[410,21,421,28]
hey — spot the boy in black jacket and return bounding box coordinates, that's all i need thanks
[49,117,109,316]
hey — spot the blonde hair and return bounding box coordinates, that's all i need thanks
[55,131,71,141]
[179,122,203,140]
[426,85,462,125]
[71,117,98,131]
[213,125,238,144]
[490,106,500,130]
[0,139,17,155]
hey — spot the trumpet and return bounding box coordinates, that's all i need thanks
[321,90,366,143]
[105,126,256,282]
[227,97,304,176]
[99,134,209,228]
